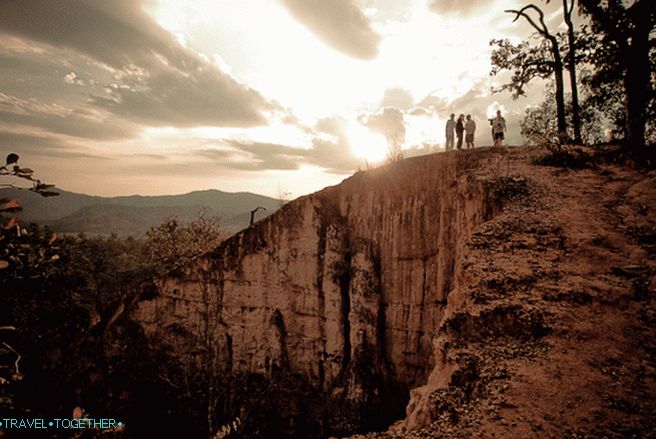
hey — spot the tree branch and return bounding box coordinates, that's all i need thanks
[525,59,555,68]
[567,0,575,17]
[563,0,575,25]
[1,341,22,376]
[506,5,552,38]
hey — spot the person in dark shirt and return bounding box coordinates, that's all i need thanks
[455,114,465,150]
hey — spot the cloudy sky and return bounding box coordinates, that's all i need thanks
[0,0,571,198]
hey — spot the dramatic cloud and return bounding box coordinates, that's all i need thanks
[380,88,414,111]
[428,0,490,17]
[0,92,138,140]
[314,116,345,138]
[0,0,568,198]
[281,0,381,60]
[200,137,361,174]
[0,131,107,161]
[359,106,407,147]
[416,95,449,113]
[0,0,275,129]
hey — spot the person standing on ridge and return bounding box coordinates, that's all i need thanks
[492,110,507,147]
[456,114,465,150]
[465,114,476,149]
[445,114,455,151]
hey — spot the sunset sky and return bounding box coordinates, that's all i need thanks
[0,0,572,198]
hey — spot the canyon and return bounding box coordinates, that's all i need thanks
[126,146,656,438]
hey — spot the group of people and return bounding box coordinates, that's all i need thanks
[444,110,507,151]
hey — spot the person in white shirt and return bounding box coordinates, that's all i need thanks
[465,114,476,149]
[492,110,507,147]
[445,114,455,151]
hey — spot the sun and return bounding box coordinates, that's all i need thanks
[347,122,389,164]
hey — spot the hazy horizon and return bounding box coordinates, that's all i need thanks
[1,0,578,198]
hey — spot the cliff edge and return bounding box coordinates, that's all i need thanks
[128,146,656,438]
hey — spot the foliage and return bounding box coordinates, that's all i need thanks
[1,210,228,437]
[490,25,595,97]
[145,208,226,271]
[578,0,656,151]
[0,153,60,423]
[579,74,626,141]
[521,87,607,148]
[1,154,60,280]
[1,153,228,436]
[521,96,561,149]
[576,17,656,145]
[503,4,655,149]
[490,0,648,147]
[52,235,153,316]
[495,4,568,140]
[490,37,554,99]
[0,153,59,197]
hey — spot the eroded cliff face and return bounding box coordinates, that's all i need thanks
[130,149,502,435]
[120,146,656,438]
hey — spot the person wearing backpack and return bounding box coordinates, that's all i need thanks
[492,110,507,147]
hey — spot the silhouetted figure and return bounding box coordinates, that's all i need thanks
[465,114,476,149]
[445,113,455,151]
[249,206,266,226]
[456,114,465,150]
[492,110,507,147]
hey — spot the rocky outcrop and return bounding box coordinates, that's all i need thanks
[356,148,656,439]
[129,149,502,435]
[126,147,656,438]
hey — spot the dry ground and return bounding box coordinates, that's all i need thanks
[353,146,656,438]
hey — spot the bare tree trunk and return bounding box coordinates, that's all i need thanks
[624,12,651,154]
[563,0,582,144]
[549,35,568,142]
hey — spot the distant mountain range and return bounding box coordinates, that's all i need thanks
[0,188,281,235]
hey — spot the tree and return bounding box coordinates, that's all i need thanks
[521,86,606,148]
[145,208,226,272]
[0,153,59,280]
[490,38,554,98]
[0,153,59,417]
[505,4,568,142]
[579,0,656,155]
[553,0,583,144]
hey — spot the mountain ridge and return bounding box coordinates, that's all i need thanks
[1,187,282,234]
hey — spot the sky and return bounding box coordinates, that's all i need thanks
[0,0,572,199]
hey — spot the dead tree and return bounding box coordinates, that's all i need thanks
[249,207,266,226]
[507,4,568,143]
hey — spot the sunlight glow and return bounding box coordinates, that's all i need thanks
[347,121,389,163]
[406,112,443,149]
[486,102,507,119]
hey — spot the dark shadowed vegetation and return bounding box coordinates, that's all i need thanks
[491,0,655,164]
[1,157,227,437]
